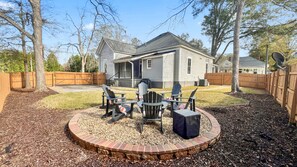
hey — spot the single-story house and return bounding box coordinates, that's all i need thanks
[217,56,266,74]
[96,32,215,88]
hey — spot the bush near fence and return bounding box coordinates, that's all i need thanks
[0,72,10,112]
[10,72,106,89]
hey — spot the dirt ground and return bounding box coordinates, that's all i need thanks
[0,90,296,167]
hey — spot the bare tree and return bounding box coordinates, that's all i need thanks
[65,0,119,72]
[0,0,47,91]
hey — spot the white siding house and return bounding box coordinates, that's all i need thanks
[96,32,215,88]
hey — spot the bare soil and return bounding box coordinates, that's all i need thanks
[0,90,296,167]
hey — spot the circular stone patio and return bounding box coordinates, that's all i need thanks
[68,107,221,161]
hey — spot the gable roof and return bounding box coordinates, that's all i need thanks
[136,32,208,56]
[103,38,136,55]
[239,56,265,68]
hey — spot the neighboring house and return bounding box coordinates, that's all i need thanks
[96,32,215,88]
[217,56,266,74]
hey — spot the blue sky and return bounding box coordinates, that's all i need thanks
[3,0,249,63]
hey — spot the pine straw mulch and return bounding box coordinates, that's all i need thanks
[0,90,296,167]
[78,108,211,145]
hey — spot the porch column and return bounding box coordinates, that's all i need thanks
[128,61,134,88]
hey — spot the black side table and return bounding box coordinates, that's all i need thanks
[173,109,201,139]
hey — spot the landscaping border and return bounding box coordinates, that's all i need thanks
[68,107,221,161]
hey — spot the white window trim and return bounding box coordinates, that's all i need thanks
[187,57,192,75]
[147,59,152,69]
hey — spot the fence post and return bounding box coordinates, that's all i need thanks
[97,73,99,85]
[221,73,223,85]
[274,70,279,98]
[289,76,297,124]
[74,73,76,85]
[282,67,290,108]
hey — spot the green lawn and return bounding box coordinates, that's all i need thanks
[39,86,266,110]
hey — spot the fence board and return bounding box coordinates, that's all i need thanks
[10,72,106,89]
[0,73,10,112]
[205,73,267,89]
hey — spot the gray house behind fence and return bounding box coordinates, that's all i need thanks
[96,32,215,88]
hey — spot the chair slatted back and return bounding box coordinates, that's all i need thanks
[184,88,198,109]
[171,83,181,97]
[143,91,163,119]
[102,84,115,99]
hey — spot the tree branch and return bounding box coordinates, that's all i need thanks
[0,12,34,41]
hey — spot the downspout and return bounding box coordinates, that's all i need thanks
[128,61,134,88]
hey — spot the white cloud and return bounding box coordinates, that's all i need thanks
[0,1,15,10]
[83,23,94,30]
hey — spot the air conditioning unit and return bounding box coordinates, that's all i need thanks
[199,79,209,86]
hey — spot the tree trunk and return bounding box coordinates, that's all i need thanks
[21,33,31,89]
[20,2,31,89]
[81,55,86,72]
[232,0,245,93]
[29,0,47,91]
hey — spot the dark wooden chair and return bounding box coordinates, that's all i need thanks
[140,91,165,134]
[169,88,198,116]
[101,85,135,123]
[161,83,182,100]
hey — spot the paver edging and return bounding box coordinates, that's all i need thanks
[68,107,221,160]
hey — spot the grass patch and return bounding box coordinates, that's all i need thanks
[39,86,266,110]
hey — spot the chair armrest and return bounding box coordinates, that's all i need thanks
[142,102,163,106]
[114,93,126,96]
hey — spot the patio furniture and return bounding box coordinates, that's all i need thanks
[169,88,198,116]
[100,91,125,109]
[173,109,201,139]
[161,83,182,101]
[136,82,149,101]
[140,91,165,134]
[108,101,136,124]
[101,84,126,118]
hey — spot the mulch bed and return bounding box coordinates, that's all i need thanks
[77,108,211,145]
[0,90,296,166]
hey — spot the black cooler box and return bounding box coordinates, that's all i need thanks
[173,109,201,139]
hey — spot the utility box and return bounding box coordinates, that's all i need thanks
[199,79,209,86]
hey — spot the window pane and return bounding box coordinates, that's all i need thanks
[187,58,191,74]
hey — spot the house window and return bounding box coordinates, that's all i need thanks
[147,59,152,69]
[206,63,208,73]
[187,58,192,74]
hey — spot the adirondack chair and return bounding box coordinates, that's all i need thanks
[161,83,182,100]
[169,88,198,116]
[101,85,126,118]
[101,85,135,123]
[140,91,165,134]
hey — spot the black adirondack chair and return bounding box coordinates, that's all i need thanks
[161,83,182,100]
[140,91,165,134]
[101,85,135,123]
[169,88,198,115]
[101,85,126,118]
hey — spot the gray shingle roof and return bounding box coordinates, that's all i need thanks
[136,32,208,56]
[103,38,136,55]
[239,56,265,68]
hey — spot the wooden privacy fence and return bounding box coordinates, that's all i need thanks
[10,72,106,89]
[266,64,297,124]
[205,73,267,89]
[0,72,10,112]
